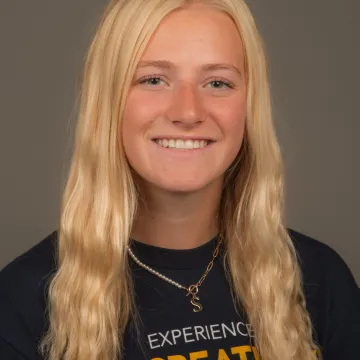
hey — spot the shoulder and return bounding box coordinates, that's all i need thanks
[287,228,360,356]
[287,228,359,298]
[0,231,58,358]
[287,228,357,287]
[0,230,58,291]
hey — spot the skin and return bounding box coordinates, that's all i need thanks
[122,3,247,249]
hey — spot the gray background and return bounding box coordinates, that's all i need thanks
[0,1,359,283]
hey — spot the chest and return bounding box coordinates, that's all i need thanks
[124,263,257,360]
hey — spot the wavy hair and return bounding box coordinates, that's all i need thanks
[40,0,321,359]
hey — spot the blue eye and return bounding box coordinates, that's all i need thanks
[138,76,164,86]
[137,76,234,89]
[208,79,233,89]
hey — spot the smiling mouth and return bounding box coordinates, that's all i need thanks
[152,138,215,150]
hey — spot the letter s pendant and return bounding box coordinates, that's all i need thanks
[191,295,203,312]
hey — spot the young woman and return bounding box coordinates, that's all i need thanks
[1,0,359,359]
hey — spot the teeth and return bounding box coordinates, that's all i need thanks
[155,139,210,149]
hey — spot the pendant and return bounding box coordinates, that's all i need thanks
[187,285,203,312]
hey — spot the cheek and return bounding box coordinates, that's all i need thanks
[226,116,246,165]
[121,92,162,172]
[123,92,147,132]
[124,90,168,121]
[122,92,151,143]
[122,95,142,166]
[122,91,167,140]
[213,97,246,145]
[213,98,247,172]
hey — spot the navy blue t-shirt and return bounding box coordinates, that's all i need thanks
[0,229,359,359]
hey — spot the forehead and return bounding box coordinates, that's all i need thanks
[139,4,244,65]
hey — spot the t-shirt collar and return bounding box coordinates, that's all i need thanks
[128,235,221,270]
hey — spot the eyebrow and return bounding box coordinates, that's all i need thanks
[137,60,242,77]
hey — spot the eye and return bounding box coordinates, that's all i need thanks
[207,79,234,89]
[138,76,165,86]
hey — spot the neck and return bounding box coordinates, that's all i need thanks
[131,180,223,250]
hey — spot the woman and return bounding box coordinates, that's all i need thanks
[0,0,359,359]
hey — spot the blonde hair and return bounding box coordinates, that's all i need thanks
[40,0,321,359]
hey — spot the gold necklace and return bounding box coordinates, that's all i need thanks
[127,236,223,313]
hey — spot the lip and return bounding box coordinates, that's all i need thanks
[151,135,217,142]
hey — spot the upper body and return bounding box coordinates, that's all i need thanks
[2,0,358,359]
[0,229,359,359]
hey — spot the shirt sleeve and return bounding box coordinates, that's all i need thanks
[0,337,31,360]
[320,245,360,360]
[0,259,49,360]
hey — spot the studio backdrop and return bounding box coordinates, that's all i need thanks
[0,0,359,283]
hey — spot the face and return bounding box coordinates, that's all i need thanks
[122,3,247,194]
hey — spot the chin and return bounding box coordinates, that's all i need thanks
[151,176,220,194]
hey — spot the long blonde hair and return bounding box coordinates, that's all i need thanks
[40,0,321,359]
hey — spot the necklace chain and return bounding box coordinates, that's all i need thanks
[127,236,223,312]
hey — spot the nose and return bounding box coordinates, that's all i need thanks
[166,82,205,127]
